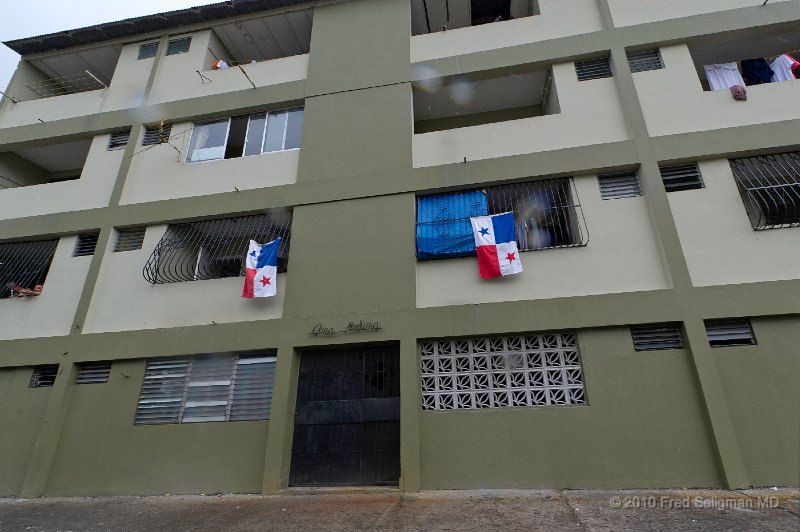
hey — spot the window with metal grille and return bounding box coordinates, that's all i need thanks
[73,232,100,257]
[729,152,800,230]
[631,323,683,351]
[141,124,171,146]
[660,163,704,192]
[420,333,586,411]
[416,178,588,260]
[705,319,756,347]
[107,130,130,151]
[598,171,642,200]
[627,49,664,73]
[166,37,191,56]
[76,362,112,384]
[0,239,58,299]
[575,57,612,81]
[31,365,58,387]
[142,212,292,284]
[137,42,158,60]
[134,352,276,425]
[114,227,146,252]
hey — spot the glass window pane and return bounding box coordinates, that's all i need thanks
[264,111,288,153]
[187,119,229,162]
[284,108,304,150]
[243,113,267,156]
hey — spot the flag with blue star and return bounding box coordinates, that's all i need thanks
[242,238,280,298]
[470,212,523,278]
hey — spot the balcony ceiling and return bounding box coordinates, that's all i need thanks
[28,45,122,88]
[212,9,312,63]
[411,0,531,35]
[14,139,92,173]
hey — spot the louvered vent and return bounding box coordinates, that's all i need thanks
[114,227,146,252]
[660,163,704,192]
[576,57,612,81]
[230,354,276,421]
[76,362,112,384]
[631,323,683,351]
[135,357,190,425]
[705,319,756,347]
[598,171,642,200]
[166,37,191,56]
[627,49,664,73]
[142,124,171,146]
[138,42,158,60]
[107,130,130,151]
[31,365,58,387]
[73,232,100,257]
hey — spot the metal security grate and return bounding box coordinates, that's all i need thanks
[166,37,191,56]
[705,319,756,347]
[729,152,800,230]
[631,323,683,351]
[0,239,58,299]
[73,232,100,257]
[142,124,172,146]
[137,42,159,60]
[420,333,586,411]
[114,227,146,252]
[31,365,59,387]
[575,57,612,81]
[134,352,276,425]
[627,49,664,73]
[660,163,704,192]
[107,130,130,151]
[76,362,112,384]
[142,212,293,284]
[598,171,642,199]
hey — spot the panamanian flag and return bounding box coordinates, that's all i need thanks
[470,212,523,279]
[242,238,280,298]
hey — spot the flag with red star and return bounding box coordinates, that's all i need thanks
[470,212,523,278]
[242,238,280,298]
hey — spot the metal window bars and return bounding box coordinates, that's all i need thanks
[13,71,108,102]
[142,212,293,284]
[729,152,800,230]
[0,239,58,299]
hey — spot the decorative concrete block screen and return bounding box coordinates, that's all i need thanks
[420,333,586,411]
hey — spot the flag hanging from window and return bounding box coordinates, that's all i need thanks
[470,213,523,278]
[242,238,280,298]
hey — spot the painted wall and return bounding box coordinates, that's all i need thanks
[0,367,51,496]
[413,63,629,167]
[0,88,107,129]
[635,44,800,138]
[411,0,603,62]
[0,151,49,187]
[668,159,800,287]
[44,359,269,496]
[0,237,91,340]
[416,176,670,307]
[607,0,792,28]
[82,225,285,333]
[98,40,153,112]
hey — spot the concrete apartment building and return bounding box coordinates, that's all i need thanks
[0,0,798,497]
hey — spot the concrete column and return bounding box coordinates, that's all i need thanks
[262,344,300,493]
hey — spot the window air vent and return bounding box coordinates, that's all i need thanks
[627,49,664,73]
[660,163,704,192]
[142,124,171,146]
[73,232,100,257]
[166,37,191,56]
[114,227,146,252]
[107,130,130,151]
[137,42,158,60]
[575,57,612,81]
[31,365,58,387]
[705,319,756,347]
[76,362,112,384]
[631,323,683,351]
[598,171,642,200]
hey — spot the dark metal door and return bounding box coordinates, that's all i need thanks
[289,345,400,486]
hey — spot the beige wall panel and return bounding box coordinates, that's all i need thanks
[0,136,121,220]
[607,0,791,27]
[0,88,107,129]
[636,45,800,137]
[669,159,800,287]
[416,176,669,307]
[0,237,90,340]
[120,121,298,204]
[82,226,284,333]
[413,65,629,168]
[98,41,152,112]
[411,0,603,62]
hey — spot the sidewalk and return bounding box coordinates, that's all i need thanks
[0,488,797,531]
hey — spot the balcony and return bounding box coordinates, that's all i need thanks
[607,0,792,28]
